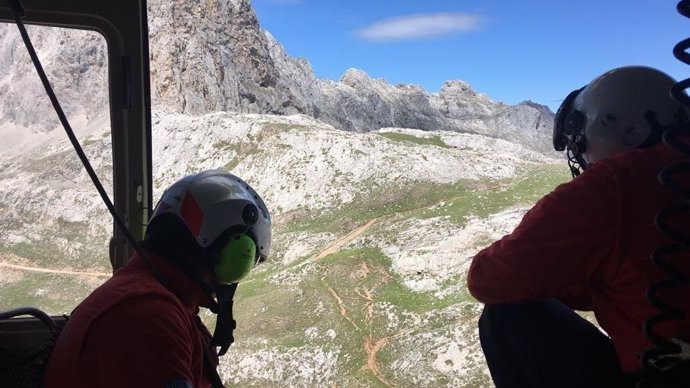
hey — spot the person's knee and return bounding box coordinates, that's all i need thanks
[480,303,527,326]
[478,304,518,340]
[478,304,500,329]
[479,301,556,340]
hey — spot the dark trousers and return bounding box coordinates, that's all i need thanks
[478,300,634,388]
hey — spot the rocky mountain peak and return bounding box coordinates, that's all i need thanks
[519,100,555,117]
[339,68,372,89]
[441,80,476,95]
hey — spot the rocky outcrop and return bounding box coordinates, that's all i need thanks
[0,25,108,131]
[317,69,447,132]
[148,0,321,116]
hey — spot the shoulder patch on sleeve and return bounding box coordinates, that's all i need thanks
[164,379,193,388]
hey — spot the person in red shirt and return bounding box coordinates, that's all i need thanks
[467,66,690,387]
[44,170,272,388]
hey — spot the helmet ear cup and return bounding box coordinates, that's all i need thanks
[214,234,256,284]
[554,87,585,151]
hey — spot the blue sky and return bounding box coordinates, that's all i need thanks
[252,0,690,112]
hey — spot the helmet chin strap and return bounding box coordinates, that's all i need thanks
[566,143,588,178]
[208,283,238,357]
[194,278,237,388]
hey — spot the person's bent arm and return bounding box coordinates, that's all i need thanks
[467,163,620,306]
[557,284,593,311]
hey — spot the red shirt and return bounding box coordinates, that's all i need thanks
[468,141,690,374]
[44,253,217,388]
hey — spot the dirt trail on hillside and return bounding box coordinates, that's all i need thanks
[316,217,407,387]
[327,286,360,330]
[0,262,110,277]
[312,189,479,262]
[313,218,380,260]
[364,329,410,388]
[364,335,396,387]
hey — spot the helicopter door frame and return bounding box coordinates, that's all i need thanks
[0,0,151,354]
[0,0,153,273]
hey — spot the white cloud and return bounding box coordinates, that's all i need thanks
[264,0,303,5]
[356,13,483,42]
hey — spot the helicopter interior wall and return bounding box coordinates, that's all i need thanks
[0,316,67,350]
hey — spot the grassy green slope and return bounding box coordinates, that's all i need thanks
[221,163,569,387]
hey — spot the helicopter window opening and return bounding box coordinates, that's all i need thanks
[0,23,112,316]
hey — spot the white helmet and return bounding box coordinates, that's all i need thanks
[554,66,688,176]
[149,169,272,265]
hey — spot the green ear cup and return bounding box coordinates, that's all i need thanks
[214,234,256,284]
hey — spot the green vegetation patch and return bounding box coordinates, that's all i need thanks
[212,140,235,151]
[222,122,309,172]
[318,247,484,386]
[230,246,474,386]
[0,271,103,315]
[261,122,309,133]
[2,218,109,270]
[284,163,569,237]
[283,178,467,235]
[377,132,452,148]
[401,163,568,225]
[232,261,346,349]
[18,149,75,174]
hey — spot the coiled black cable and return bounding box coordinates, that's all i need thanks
[639,1,690,384]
